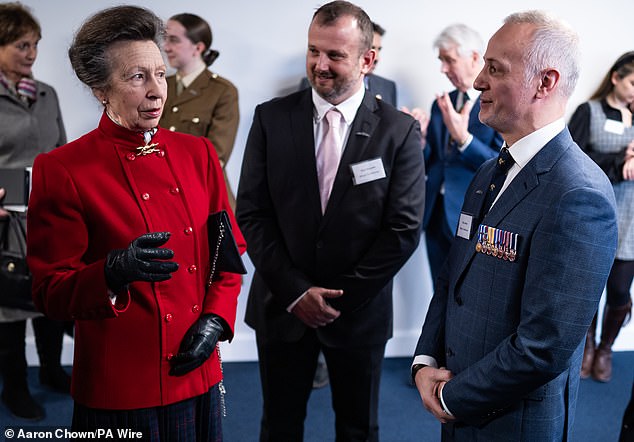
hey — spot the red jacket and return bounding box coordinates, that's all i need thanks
[27,113,245,409]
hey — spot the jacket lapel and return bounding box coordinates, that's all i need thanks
[452,128,572,282]
[170,71,212,106]
[484,129,571,226]
[290,90,323,217]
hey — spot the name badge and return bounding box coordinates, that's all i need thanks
[457,213,473,239]
[350,158,386,185]
[604,119,624,135]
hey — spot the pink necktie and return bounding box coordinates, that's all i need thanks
[316,108,343,213]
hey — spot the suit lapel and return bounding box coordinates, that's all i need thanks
[453,128,572,281]
[290,90,323,217]
[452,163,493,279]
[321,93,379,226]
[484,130,571,226]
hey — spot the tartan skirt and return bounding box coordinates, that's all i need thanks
[71,384,223,441]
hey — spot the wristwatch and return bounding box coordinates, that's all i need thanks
[411,363,427,384]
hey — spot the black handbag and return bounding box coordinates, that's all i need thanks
[207,210,247,286]
[0,212,36,311]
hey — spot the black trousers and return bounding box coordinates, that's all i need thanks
[256,329,385,442]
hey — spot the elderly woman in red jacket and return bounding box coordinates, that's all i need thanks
[26,6,244,440]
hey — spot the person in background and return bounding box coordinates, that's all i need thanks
[422,23,503,285]
[237,1,425,440]
[412,10,618,440]
[26,6,245,439]
[299,21,397,107]
[0,1,69,421]
[569,51,634,383]
[161,13,239,209]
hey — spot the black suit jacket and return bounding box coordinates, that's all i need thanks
[365,74,397,107]
[236,89,424,347]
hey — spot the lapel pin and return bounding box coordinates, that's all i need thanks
[136,143,160,156]
[355,131,370,137]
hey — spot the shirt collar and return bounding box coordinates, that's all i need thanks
[312,83,365,125]
[506,118,565,168]
[177,59,207,88]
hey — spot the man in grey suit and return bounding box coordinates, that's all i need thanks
[412,11,618,441]
[237,1,425,440]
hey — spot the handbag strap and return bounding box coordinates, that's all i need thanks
[207,219,225,288]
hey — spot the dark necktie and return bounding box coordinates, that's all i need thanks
[447,92,471,150]
[482,147,514,213]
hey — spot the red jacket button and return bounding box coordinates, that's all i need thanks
[165,313,173,322]
[192,304,200,313]
[142,193,150,201]
[188,265,197,273]
[126,153,136,161]
[184,227,193,235]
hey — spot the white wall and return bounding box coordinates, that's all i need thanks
[21,0,634,364]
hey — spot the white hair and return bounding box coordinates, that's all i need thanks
[504,10,580,98]
[433,23,484,58]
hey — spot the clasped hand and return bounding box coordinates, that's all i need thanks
[414,365,456,424]
[104,231,179,292]
[291,286,343,328]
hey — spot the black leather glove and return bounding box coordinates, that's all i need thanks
[104,232,179,292]
[169,314,227,377]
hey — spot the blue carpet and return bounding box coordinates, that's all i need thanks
[1,354,632,441]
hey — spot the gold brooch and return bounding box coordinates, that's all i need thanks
[136,143,160,156]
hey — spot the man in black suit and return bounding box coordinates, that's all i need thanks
[362,21,397,106]
[236,1,425,440]
[299,21,397,107]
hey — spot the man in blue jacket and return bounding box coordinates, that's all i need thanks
[423,23,503,284]
[413,11,618,441]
